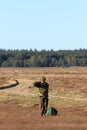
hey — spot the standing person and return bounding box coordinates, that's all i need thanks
[33,76,49,116]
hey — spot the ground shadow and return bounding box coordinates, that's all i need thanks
[0,80,19,90]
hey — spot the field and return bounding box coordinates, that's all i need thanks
[0,67,87,130]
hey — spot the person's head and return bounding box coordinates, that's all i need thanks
[41,76,46,82]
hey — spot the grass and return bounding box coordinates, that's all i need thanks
[0,81,87,111]
[0,67,87,130]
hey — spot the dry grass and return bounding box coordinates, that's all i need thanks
[0,67,87,130]
[0,67,87,110]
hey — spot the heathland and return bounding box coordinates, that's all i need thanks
[0,67,87,130]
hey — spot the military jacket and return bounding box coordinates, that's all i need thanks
[34,81,49,98]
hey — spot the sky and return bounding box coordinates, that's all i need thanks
[0,0,87,51]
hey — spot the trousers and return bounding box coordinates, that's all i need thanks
[39,96,48,116]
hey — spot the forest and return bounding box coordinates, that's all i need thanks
[0,49,87,67]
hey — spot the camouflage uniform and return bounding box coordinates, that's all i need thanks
[34,77,49,116]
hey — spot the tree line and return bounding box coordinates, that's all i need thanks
[0,49,87,67]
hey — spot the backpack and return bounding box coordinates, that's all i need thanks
[45,107,58,116]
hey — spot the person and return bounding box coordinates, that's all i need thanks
[33,76,49,116]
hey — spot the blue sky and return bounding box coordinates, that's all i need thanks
[0,0,87,50]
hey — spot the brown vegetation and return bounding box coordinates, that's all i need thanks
[0,67,87,130]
